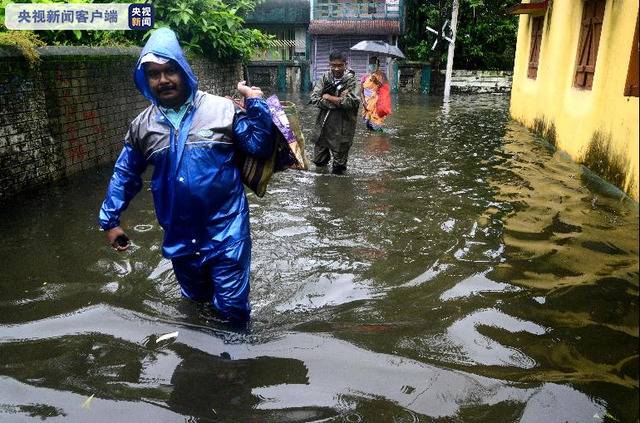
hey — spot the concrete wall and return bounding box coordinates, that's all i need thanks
[0,46,241,204]
[393,65,511,94]
[447,70,512,94]
[426,69,512,94]
[510,0,639,199]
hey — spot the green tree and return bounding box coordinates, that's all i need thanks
[455,0,518,70]
[152,0,272,60]
[401,0,518,71]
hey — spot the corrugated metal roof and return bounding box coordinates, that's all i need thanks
[309,20,401,35]
[505,0,548,15]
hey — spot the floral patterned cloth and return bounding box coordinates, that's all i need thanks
[361,73,386,131]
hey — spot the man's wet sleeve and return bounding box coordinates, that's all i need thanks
[309,77,324,105]
[233,97,273,160]
[98,134,147,231]
[338,77,361,110]
[309,75,334,109]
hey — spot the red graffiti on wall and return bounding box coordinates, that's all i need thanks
[64,104,77,117]
[65,121,77,135]
[83,111,95,122]
[57,71,86,163]
[83,110,106,135]
[57,65,110,164]
[66,138,86,162]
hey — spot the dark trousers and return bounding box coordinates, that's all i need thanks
[171,238,251,322]
[313,131,352,173]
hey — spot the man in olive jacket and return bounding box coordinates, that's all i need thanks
[309,50,360,174]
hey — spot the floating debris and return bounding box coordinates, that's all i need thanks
[156,331,179,343]
[593,411,619,422]
[133,224,154,232]
[81,394,94,409]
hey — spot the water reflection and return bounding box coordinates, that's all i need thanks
[0,305,607,421]
[363,133,391,157]
[440,271,521,301]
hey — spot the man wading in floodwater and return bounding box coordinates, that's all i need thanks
[98,28,273,324]
[309,50,360,175]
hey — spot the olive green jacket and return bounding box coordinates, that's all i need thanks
[309,70,360,147]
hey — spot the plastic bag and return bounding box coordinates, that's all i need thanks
[233,95,308,197]
[376,83,392,118]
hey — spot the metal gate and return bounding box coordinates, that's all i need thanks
[312,35,389,82]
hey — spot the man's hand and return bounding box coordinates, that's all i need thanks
[322,93,341,105]
[237,81,264,99]
[105,226,131,251]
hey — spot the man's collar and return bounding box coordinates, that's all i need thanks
[159,90,194,112]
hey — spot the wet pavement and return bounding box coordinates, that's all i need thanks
[0,93,637,422]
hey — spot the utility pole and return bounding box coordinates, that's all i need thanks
[443,0,459,100]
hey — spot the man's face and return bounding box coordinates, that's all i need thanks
[330,59,346,79]
[144,61,188,108]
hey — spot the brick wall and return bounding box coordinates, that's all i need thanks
[0,49,59,202]
[0,46,242,204]
[190,57,242,96]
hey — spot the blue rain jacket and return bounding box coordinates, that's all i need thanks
[99,28,273,258]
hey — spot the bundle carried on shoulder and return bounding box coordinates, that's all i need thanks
[235,95,309,197]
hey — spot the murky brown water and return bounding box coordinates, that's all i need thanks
[0,93,637,422]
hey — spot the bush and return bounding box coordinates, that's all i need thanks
[0,31,45,68]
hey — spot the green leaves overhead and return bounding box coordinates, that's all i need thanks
[0,0,272,61]
[402,0,518,70]
[148,0,272,60]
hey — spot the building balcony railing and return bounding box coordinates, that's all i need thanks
[311,0,401,20]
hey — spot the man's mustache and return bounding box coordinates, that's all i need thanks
[157,84,176,93]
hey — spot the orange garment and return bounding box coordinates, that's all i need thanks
[361,73,387,129]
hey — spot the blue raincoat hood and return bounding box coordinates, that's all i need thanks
[134,28,198,103]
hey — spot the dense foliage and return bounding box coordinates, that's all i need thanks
[402,0,518,70]
[0,0,272,61]
[0,30,44,68]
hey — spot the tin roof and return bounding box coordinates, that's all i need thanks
[505,0,548,15]
[309,20,401,35]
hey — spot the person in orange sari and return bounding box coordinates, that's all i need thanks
[360,57,391,132]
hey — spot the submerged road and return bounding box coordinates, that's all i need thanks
[0,93,637,422]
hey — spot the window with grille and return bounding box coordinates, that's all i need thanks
[574,0,606,90]
[528,16,544,79]
[624,15,639,97]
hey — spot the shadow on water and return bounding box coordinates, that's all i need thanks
[0,93,637,422]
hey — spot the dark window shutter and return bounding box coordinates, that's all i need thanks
[574,0,606,90]
[528,16,544,79]
[624,14,639,97]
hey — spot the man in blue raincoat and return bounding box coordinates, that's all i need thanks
[98,28,273,323]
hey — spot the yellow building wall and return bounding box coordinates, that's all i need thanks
[510,0,639,199]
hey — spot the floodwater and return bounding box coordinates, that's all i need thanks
[0,93,638,422]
